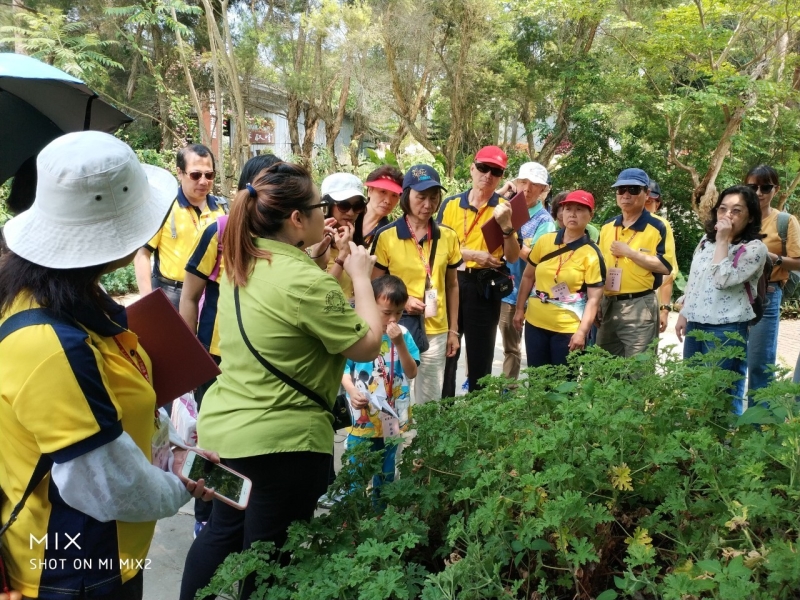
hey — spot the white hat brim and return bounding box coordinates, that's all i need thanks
[4,164,177,269]
[328,188,366,202]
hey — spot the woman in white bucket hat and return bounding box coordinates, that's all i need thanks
[0,131,215,600]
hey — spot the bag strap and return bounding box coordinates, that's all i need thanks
[537,235,589,265]
[0,308,66,538]
[777,212,789,257]
[209,215,229,282]
[233,286,331,415]
[732,244,747,268]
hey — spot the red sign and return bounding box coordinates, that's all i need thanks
[249,127,275,144]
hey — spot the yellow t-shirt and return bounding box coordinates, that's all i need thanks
[525,231,606,333]
[145,192,226,282]
[598,210,675,295]
[0,295,158,599]
[185,220,224,356]
[761,209,800,283]
[327,247,354,302]
[437,190,507,268]
[371,219,463,335]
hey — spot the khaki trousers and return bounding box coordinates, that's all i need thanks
[498,302,521,379]
[596,293,659,358]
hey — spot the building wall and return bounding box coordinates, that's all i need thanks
[249,108,356,161]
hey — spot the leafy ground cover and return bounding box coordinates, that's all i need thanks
[201,340,800,600]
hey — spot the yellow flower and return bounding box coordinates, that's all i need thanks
[609,463,633,491]
[624,527,653,550]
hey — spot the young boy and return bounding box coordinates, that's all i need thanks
[342,275,420,495]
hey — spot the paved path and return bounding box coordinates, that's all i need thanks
[143,314,800,598]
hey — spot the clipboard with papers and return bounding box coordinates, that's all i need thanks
[480,191,530,253]
[126,289,222,407]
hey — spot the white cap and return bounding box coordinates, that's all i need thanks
[3,131,176,269]
[320,173,365,202]
[517,162,549,186]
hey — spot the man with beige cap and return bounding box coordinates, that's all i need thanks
[498,162,556,379]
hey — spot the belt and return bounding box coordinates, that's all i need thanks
[607,290,654,302]
[460,267,489,276]
[154,274,183,288]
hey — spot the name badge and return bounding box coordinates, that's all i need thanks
[424,289,438,317]
[606,267,623,292]
[380,413,401,439]
[550,282,570,301]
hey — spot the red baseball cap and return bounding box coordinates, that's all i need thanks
[365,174,402,195]
[562,190,595,210]
[474,145,508,170]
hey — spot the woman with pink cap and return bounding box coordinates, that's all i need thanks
[513,190,606,367]
[357,166,403,247]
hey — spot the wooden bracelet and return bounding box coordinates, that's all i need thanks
[448,329,459,336]
[334,257,345,268]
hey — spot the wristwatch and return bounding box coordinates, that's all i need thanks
[775,255,783,266]
[659,304,671,312]
[502,227,514,237]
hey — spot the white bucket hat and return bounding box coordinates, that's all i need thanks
[320,173,365,202]
[3,131,176,269]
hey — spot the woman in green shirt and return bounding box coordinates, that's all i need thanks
[180,162,383,600]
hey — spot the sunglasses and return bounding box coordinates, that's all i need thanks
[333,199,367,214]
[747,184,775,194]
[474,162,505,178]
[185,171,216,181]
[616,185,645,196]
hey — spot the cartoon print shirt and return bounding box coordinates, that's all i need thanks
[344,327,420,438]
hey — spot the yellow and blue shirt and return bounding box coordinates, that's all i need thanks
[598,209,675,295]
[436,190,507,268]
[185,220,224,356]
[526,230,606,334]
[145,189,225,282]
[0,294,158,599]
[371,218,462,335]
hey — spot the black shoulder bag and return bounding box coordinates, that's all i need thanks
[234,287,352,431]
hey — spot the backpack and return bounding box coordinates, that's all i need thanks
[776,212,800,301]
[732,244,772,326]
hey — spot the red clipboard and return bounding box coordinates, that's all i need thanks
[126,289,221,407]
[480,191,530,253]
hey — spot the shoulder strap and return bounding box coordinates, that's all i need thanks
[777,212,789,256]
[234,286,331,414]
[0,308,64,538]
[428,226,439,275]
[209,216,229,282]
[538,235,589,265]
[732,244,747,268]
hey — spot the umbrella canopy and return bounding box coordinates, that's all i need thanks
[0,53,133,184]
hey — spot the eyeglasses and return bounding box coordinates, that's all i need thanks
[333,199,367,214]
[185,171,216,181]
[305,201,332,212]
[474,162,505,178]
[616,185,645,196]
[746,184,775,194]
[716,206,745,217]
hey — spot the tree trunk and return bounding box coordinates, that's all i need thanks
[390,122,408,154]
[12,0,25,54]
[301,105,319,167]
[171,6,211,148]
[521,103,535,159]
[126,24,144,101]
[150,26,173,150]
[287,94,302,157]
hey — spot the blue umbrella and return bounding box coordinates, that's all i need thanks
[0,53,133,184]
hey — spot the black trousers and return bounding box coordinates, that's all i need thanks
[442,271,502,396]
[179,451,329,600]
[26,570,145,600]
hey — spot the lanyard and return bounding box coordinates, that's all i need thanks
[113,336,150,383]
[376,343,395,401]
[613,226,639,268]
[553,249,576,283]
[406,217,433,287]
[463,204,489,245]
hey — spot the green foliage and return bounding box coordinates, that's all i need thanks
[100,264,137,296]
[200,347,800,599]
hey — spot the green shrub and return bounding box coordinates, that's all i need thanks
[100,264,138,296]
[201,344,800,600]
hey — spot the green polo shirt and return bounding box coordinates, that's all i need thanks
[197,238,368,458]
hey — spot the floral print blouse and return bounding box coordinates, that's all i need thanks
[681,237,767,325]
